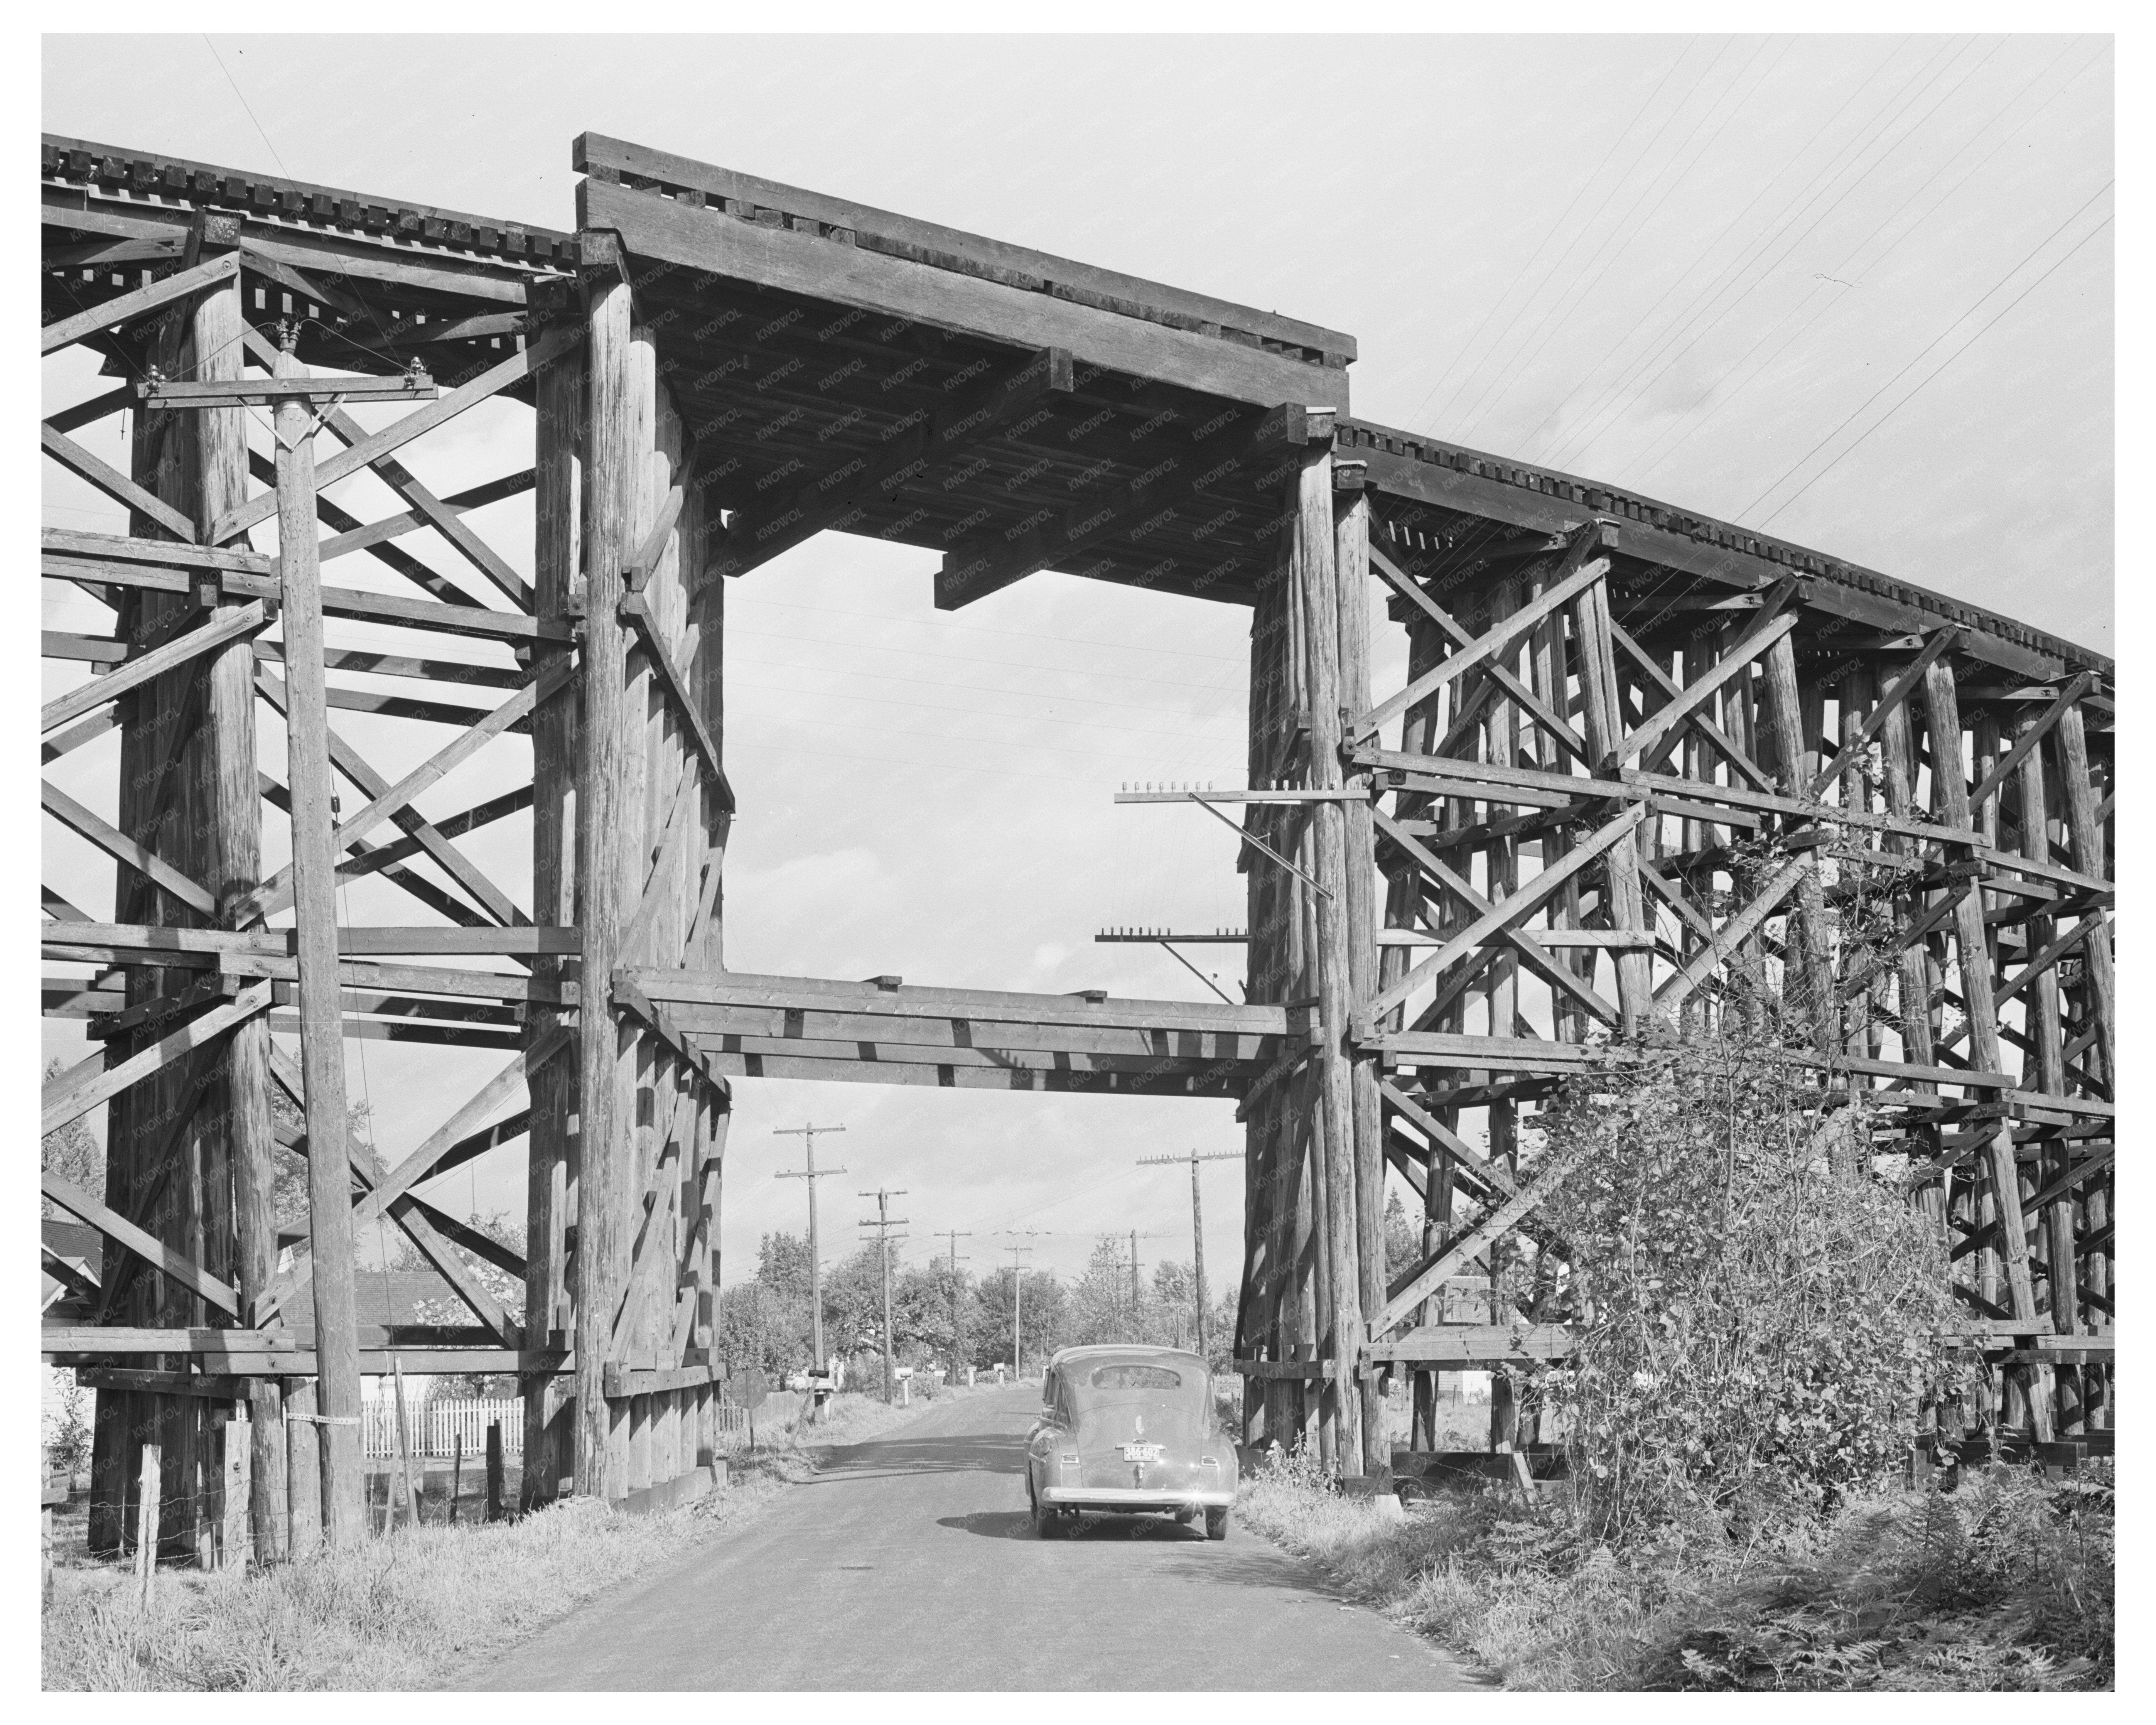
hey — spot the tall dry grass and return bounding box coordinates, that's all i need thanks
[42,1466,783,1690]
[43,1378,1007,1690]
[1235,1449,2112,1691]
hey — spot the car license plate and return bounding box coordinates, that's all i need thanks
[1121,1442,1164,1462]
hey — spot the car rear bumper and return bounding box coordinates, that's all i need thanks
[1039,1485,1235,1511]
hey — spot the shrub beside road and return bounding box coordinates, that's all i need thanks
[1235,1448,2113,1690]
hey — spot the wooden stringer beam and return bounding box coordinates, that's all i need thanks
[720,346,1075,579]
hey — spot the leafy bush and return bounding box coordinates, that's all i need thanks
[1531,1028,1971,1546]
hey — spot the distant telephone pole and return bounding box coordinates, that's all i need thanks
[942,1228,972,1379]
[858,1189,909,1402]
[774,1122,847,1391]
[1139,1149,1240,1360]
[1004,1240,1036,1377]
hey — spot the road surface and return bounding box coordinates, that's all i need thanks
[456,1382,1481,1690]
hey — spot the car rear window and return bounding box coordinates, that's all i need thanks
[1088,1364,1182,1390]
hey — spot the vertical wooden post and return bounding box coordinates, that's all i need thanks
[574,238,643,1502]
[486,1420,505,1522]
[284,1378,321,1558]
[1920,658,2052,1440]
[2053,704,2114,1085]
[525,282,583,1512]
[1239,553,1293,1445]
[1332,484,1387,1477]
[451,1433,464,1524]
[2051,702,2110,1424]
[272,330,367,1543]
[1294,436,1363,1476]
[219,1408,250,1570]
[135,1442,160,1609]
[1567,563,1649,1031]
[1760,633,1838,1050]
[168,221,286,1568]
[2016,720,2079,1433]
[391,1358,418,1527]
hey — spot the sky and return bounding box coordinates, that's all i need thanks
[38,33,2114,1295]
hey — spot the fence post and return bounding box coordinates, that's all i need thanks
[135,1443,160,1609]
[486,1421,504,1522]
[451,1433,464,1524]
[391,1359,419,1528]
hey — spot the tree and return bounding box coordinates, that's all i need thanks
[1383,1188,1420,1280]
[1067,1234,1137,1347]
[1533,918,1973,1546]
[40,1059,103,1219]
[974,1265,1067,1370]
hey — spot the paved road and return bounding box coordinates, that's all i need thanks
[458,1382,1480,1691]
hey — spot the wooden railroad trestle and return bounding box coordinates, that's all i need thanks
[40,131,2113,1561]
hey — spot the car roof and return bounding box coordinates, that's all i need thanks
[1047,1344,1208,1375]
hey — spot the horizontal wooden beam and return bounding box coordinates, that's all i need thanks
[720,347,1075,578]
[628,967,1297,1036]
[580,175,1350,414]
[1362,1324,1574,1365]
[935,401,1312,609]
[44,919,580,960]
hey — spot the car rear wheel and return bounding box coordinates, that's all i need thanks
[1032,1490,1065,1539]
[1205,1506,1230,1541]
[1171,1506,1197,1525]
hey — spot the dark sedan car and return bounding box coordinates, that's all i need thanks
[1024,1344,1238,1539]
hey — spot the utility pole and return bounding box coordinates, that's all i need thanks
[1139,1149,1240,1360]
[774,1123,846,1413]
[1004,1241,1036,1378]
[941,1229,972,1382]
[858,1189,909,1402]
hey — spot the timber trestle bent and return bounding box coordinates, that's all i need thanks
[40,132,2113,1566]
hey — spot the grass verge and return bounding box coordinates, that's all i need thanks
[1234,1449,2112,1690]
[42,1462,786,1692]
[42,1380,1007,1690]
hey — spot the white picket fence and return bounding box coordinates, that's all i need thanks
[361,1398,519,1461]
[363,1396,752,1459]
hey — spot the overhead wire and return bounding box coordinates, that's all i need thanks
[1526,35,1984,473]
[1447,38,1736,443]
[1749,197,2113,527]
[1520,34,1960,469]
[1451,34,1780,447]
[1410,36,1704,435]
[1617,36,2101,484]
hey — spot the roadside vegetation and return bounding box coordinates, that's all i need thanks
[1240,842,2112,1690]
[1238,1446,2110,1690]
[41,1379,1004,1691]
[41,1458,786,1692]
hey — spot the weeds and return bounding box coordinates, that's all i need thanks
[42,1462,788,1690]
[1235,1450,2111,1690]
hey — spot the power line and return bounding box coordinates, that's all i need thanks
[1517,34,1970,470]
[1752,205,2112,528]
[1617,37,2101,484]
[1410,37,1703,435]
[1454,35,1781,447]
[1449,38,1736,442]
